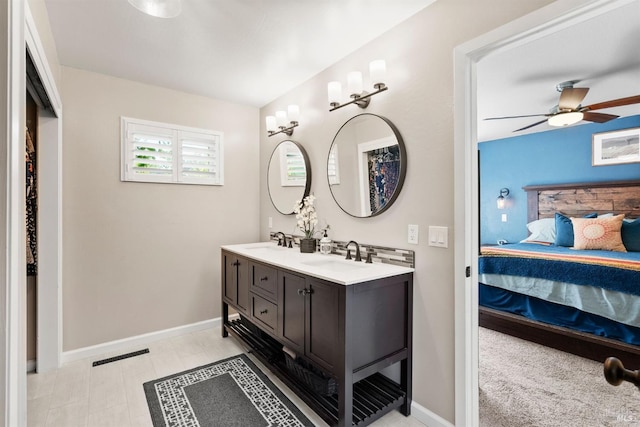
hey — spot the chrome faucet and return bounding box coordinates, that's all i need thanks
[345,240,362,262]
[275,231,286,246]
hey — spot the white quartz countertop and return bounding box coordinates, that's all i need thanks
[221,242,414,285]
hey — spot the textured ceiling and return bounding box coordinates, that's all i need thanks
[477,0,640,142]
[44,0,435,107]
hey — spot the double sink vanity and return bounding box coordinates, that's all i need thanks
[221,242,414,426]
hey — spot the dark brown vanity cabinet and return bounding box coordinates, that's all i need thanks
[278,271,339,373]
[221,249,413,427]
[222,252,249,315]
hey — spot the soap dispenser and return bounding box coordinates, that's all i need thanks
[320,229,332,255]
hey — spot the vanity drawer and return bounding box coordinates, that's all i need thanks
[250,262,278,302]
[251,294,277,332]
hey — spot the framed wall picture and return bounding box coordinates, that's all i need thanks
[592,127,640,166]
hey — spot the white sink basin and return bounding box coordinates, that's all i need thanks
[242,243,287,252]
[301,259,367,273]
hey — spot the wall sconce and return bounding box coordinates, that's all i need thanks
[327,60,388,112]
[266,105,299,137]
[497,188,509,209]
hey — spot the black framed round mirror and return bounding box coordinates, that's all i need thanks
[268,140,311,215]
[327,113,406,218]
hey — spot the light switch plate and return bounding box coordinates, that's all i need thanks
[408,224,419,244]
[268,217,273,228]
[428,226,448,248]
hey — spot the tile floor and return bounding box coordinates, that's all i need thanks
[27,326,426,426]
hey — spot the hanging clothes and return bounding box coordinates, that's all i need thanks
[26,126,37,276]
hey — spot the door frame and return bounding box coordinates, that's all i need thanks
[453,0,638,425]
[25,2,64,374]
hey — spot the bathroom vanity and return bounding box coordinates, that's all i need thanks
[221,242,414,427]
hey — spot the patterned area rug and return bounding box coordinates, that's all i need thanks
[144,354,313,427]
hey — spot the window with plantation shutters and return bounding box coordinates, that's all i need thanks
[278,141,306,187]
[121,117,223,185]
[328,143,340,185]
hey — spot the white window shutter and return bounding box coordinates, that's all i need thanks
[121,117,224,186]
[279,141,306,187]
[178,131,222,185]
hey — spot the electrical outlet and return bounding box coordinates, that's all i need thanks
[501,214,507,222]
[408,224,419,244]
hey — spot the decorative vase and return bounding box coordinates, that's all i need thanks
[299,238,316,253]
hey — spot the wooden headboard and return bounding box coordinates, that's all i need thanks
[523,180,640,223]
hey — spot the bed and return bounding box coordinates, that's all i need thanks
[479,180,640,366]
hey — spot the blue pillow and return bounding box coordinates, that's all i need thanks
[555,212,597,247]
[622,218,640,252]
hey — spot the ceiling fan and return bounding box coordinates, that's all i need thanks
[484,81,640,132]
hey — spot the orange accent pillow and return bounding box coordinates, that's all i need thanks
[571,214,626,252]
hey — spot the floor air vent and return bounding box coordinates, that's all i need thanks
[92,349,149,367]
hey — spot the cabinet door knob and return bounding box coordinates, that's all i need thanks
[260,276,269,281]
[260,309,268,315]
[297,288,313,296]
[232,261,240,266]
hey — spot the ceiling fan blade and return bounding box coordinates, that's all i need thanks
[513,119,548,132]
[558,87,589,110]
[582,112,619,123]
[484,114,547,120]
[583,95,640,111]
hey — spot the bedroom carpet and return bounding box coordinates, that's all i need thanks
[479,327,640,426]
[144,353,312,427]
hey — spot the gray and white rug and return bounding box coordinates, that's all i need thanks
[144,353,313,427]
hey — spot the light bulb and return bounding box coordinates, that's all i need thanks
[266,116,277,132]
[548,112,584,127]
[370,60,386,88]
[287,105,300,123]
[328,82,341,105]
[347,71,363,96]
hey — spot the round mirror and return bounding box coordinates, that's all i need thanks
[268,140,312,215]
[327,113,406,218]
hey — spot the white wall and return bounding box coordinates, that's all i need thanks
[259,0,554,422]
[60,67,260,350]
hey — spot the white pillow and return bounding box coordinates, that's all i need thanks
[520,217,556,243]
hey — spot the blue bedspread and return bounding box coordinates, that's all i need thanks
[479,243,640,297]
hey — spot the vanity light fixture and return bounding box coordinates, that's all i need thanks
[128,0,182,18]
[266,105,299,137]
[328,60,388,112]
[497,188,510,209]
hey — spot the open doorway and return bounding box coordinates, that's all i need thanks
[26,90,38,372]
[453,1,636,425]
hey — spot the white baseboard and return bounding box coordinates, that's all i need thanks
[61,316,228,365]
[411,400,455,427]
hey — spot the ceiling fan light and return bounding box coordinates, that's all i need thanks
[548,111,584,127]
[128,0,181,18]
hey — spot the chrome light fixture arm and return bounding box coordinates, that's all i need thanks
[329,85,388,112]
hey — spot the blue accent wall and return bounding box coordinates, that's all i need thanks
[479,115,640,245]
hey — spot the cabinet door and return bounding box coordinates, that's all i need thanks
[223,253,237,305]
[223,253,249,315]
[305,278,339,373]
[277,271,306,355]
